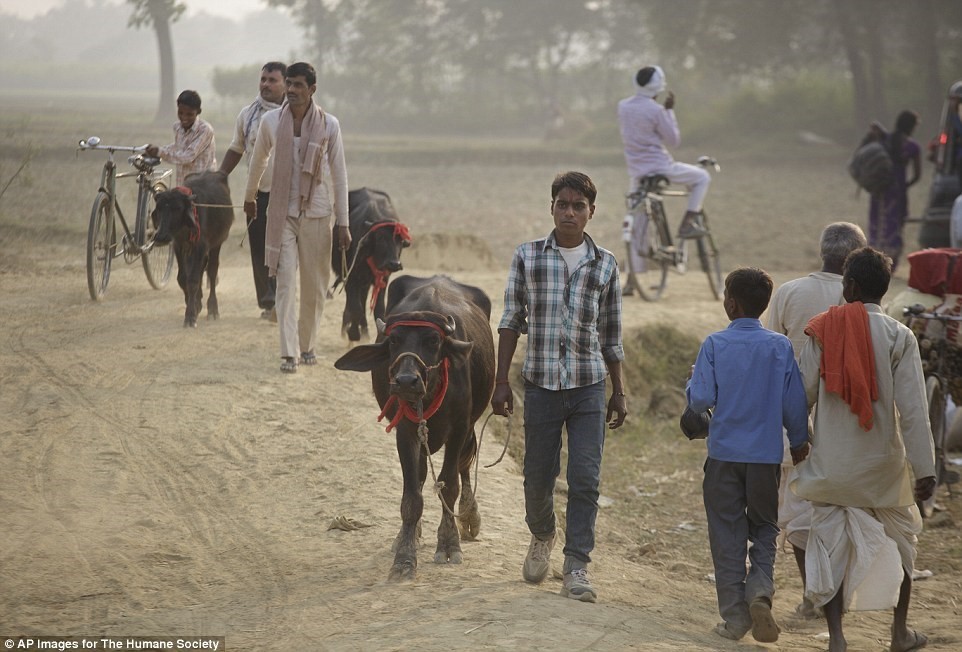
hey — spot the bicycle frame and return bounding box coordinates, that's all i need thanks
[79,138,174,300]
[622,159,723,301]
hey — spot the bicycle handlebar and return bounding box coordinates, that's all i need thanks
[78,136,149,154]
[903,304,962,322]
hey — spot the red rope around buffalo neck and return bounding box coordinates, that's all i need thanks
[174,186,201,243]
[376,320,450,433]
[366,257,390,312]
[364,221,412,312]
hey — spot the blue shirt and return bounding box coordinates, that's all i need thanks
[687,318,808,464]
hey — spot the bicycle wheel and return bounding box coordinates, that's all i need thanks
[86,191,114,301]
[624,207,670,302]
[696,214,723,300]
[919,375,946,518]
[138,181,174,290]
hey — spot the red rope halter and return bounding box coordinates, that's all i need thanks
[174,185,201,243]
[364,221,412,312]
[376,320,450,432]
[366,256,389,312]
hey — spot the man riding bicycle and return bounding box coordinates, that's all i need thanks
[618,66,711,239]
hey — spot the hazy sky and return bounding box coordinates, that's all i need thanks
[1,0,267,19]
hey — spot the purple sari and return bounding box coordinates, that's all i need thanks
[868,136,919,268]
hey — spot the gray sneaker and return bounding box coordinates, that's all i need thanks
[561,567,597,602]
[522,533,555,583]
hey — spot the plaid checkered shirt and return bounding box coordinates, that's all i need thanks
[499,231,624,390]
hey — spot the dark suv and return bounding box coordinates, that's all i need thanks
[919,81,962,248]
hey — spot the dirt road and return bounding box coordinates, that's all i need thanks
[1,233,958,651]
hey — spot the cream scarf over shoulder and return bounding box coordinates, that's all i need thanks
[265,101,327,275]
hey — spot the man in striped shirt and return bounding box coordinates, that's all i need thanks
[220,62,287,320]
[491,171,627,603]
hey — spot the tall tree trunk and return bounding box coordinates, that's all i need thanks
[862,4,886,123]
[834,0,872,140]
[150,5,176,124]
[912,0,943,136]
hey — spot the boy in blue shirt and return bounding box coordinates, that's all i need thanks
[687,267,810,643]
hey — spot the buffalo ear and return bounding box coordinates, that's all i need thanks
[442,338,473,364]
[334,342,390,372]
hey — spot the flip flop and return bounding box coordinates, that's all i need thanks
[749,597,781,643]
[280,357,298,373]
[890,629,927,652]
[301,352,318,366]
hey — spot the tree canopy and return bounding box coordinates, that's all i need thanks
[244,0,962,140]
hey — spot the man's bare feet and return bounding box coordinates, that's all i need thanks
[890,628,927,652]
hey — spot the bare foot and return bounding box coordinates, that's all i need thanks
[890,628,927,652]
[828,640,847,652]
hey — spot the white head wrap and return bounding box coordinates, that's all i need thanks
[634,65,666,98]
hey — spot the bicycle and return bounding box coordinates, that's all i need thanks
[903,303,962,518]
[621,156,723,301]
[77,136,175,301]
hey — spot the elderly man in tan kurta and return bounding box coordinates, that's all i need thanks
[794,247,936,652]
[766,222,866,619]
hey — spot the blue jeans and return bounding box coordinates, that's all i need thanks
[523,380,606,568]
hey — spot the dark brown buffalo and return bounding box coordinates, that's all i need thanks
[334,275,495,580]
[152,171,234,327]
[330,188,410,342]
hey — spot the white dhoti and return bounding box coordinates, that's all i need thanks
[805,502,921,611]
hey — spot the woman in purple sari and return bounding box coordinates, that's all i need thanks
[868,110,921,269]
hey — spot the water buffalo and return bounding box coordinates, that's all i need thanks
[334,275,495,580]
[331,188,411,343]
[152,171,234,327]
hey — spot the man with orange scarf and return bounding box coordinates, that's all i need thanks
[794,248,936,652]
[245,62,351,373]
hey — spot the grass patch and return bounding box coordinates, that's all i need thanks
[491,322,704,494]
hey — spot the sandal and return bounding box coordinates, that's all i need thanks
[301,351,317,366]
[890,628,928,652]
[280,357,298,373]
[749,597,780,643]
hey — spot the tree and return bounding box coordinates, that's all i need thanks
[127,0,186,124]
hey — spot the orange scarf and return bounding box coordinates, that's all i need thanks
[804,302,878,431]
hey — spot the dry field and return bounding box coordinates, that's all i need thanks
[1,99,959,651]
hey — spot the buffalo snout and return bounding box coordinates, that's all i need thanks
[390,355,427,400]
[152,213,173,245]
[385,259,403,273]
[391,371,425,400]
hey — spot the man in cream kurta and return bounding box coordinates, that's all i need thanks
[244,62,350,372]
[794,247,935,652]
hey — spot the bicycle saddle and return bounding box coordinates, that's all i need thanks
[638,174,670,192]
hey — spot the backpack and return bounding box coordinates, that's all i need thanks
[848,139,894,195]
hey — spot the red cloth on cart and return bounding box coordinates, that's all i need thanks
[907,248,962,297]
